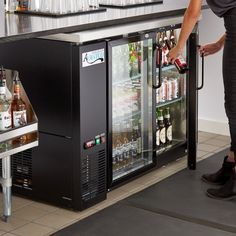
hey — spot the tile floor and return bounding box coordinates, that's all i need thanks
[0,131,231,236]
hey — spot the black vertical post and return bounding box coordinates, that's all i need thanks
[187,28,199,170]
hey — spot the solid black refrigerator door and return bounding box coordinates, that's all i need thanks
[107,33,156,188]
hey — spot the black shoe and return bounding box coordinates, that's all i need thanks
[201,156,235,185]
[206,169,236,200]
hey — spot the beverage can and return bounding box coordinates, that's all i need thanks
[171,77,179,99]
[179,76,185,97]
[161,78,167,103]
[156,88,160,104]
[166,79,173,101]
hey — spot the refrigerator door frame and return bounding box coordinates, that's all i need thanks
[107,32,156,188]
[187,25,199,170]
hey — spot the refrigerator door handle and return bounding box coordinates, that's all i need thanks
[197,52,204,90]
[153,47,162,89]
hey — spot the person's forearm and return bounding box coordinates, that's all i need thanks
[176,0,202,51]
[216,33,226,48]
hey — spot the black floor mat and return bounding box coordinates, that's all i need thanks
[122,148,236,232]
[53,148,236,236]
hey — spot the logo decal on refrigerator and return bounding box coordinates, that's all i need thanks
[82,49,105,67]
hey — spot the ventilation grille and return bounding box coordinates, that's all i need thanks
[12,149,33,190]
[81,149,106,202]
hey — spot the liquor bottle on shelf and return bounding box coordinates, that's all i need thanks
[164,107,172,145]
[11,75,27,128]
[17,0,29,11]
[156,111,160,149]
[0,71,12,132]
[165,36,188,74]
[0,66,12,101]
[16,0,30,11]
[157,109,166,147]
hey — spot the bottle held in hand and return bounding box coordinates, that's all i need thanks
[165,36,188,74]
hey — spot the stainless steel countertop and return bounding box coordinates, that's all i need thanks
[0,0,208,43]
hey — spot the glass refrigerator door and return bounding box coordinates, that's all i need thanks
[110,35,154,182]
[155,27,187,155]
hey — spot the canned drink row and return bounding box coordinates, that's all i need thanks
[156,77,180,104]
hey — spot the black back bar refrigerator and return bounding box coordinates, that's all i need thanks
[0,16,198,208]
[0,39,108,210]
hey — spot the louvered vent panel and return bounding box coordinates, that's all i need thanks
[81,149,106,202]
[12,150,33,190]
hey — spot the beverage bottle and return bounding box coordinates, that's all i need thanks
[137,42,142,74]
[11,76,27,128]
[161,32,169,66]
[158,109,166,147]
[129,43,138,77]
[0,72,12,131]
[17,0,29,11]
[165,37,188,74]
[164,107,172,144]
[137,119,142,156]
[0,66,12,101]
[5,0,18,12]
[156,32,163,67]
[156,111,160,149]
[169,29,177,48]
[130,126,138,161]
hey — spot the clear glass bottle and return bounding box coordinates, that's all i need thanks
[11,76,27,128]
[0,77,12,131]
[5,0,18,13]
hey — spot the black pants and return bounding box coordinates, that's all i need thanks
[223,8,236,154]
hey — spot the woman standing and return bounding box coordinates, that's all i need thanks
[169,0,236,200]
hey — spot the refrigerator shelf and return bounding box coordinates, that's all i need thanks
[156,97,183,108]
[113,111,141,124]
[113,157,153,181]
[156,64,176,72]
[155,139,186,155]
[112,74,141,86]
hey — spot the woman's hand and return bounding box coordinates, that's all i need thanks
[168,46,183,64]
[199,42,222,56]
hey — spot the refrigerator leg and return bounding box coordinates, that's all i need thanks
[0,156,12,222]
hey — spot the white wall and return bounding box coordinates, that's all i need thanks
[198,9,229,135]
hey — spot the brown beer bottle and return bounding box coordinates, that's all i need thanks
[164,107,172,145]
[165,36,188,74]
[158,109,166,147]
[156,111,160,149]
